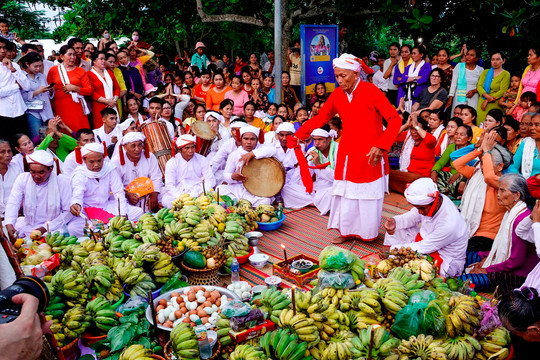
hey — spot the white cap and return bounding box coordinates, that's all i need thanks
[240,125,260,137]
[121,132,145,145]
[276,122,295,134]
[26,150,54,167]
[81,142,106,157]
[404,178,439,205]
[176,134,196,148]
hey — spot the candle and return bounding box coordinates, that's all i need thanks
[367,325,380,360]
[46,221,50,234]
[281,244,288,262]
[291,286,296,315]
[217,187,220,204]
[201,176,206,195]
[116,195,121,217]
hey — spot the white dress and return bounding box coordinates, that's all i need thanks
[209,138,238,186]
[448,64,484,113]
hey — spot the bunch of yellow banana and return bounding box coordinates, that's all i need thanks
[79,238,104,253]
[136,213,159,232]
[224,233,250,257]
[351,326,400,359]
[374,278,410,315]
[151,252,178,283]
[172,192,195,211]
[49,318,67,346]
[344,290,385,330]
[387,266,426,293]
[107,215,134,236]
[164,220,189,241]
[474,327,511,360]
[404,258,436,282]
[446,295,481,338]
[59,244,89,272]
[170,323,200,359]
[113,257,145,285]
[242,207,258,228]
[279,309,321,347]
[321,342,353,360]
[119,344,153,360]
[62,306,91,340]
[105,278,124,302]
[442,334,481,360]
[195,194,212,209]
[84,250,108,269]
[135,229,161,244]
[193,220,214,243]
[132,243,161,265]
[230,344,266,360]
[397,334,447,360]
[183,238,202,251]
[257,204,276,218]
[50,269,88,299]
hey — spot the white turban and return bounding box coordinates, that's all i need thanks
[230,121,247,129]
[26,150,54,167]
[176,134,196,148]
[311,128,330,138]
[82,142,106,157]
[332,53,361,72]
[121,132,145,145]
[404,178,439,206]
[118,118,135,132]
[276,122,295,134]
[240,125,260,138]
[204,111,224,124]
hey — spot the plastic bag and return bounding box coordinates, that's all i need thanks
[160,273,188,294]
[117,296,148,315]
[319,246,356,272]
[318,271,356,289]
[221,300,252,318]
[230,309,265,332]
[410,290,436,304]
[392,302,426,339]
[478,301,502,337]
[422,298,449,337]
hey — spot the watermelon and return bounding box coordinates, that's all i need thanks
[184,251,206,269]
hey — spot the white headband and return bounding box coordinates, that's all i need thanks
[332,53,361,72]
[404,178,439,206]
[81,142,106,157]
[121,132,145,145]
[176,134,196,148]
[276,122,295,134]
[26,150,54,167]
[240,125,260,138]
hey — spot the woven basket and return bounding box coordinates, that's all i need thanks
[181,261,221,286]
[39,336,59,360]
[164,339,221,360]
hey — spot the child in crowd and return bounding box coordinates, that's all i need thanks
[0,18,24,44]
[499,74,521,115]
[512,91,536,121]
[142,85,158,112]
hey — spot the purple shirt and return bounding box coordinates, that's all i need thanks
[393,62,432,106]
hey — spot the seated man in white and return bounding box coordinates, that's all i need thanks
[63,128,98,177]
[70,142,143,221]
[205,111,231,162]
[111,132,163,213]
[162,134,215,208]
[383,177,468,277]
[209,119,247,185]
[218,125,277,207]
[5,150,85,240]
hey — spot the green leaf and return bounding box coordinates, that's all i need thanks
[108,324,136,352]
[79,356,95,360]
[412,8,420,18]
[420,15,433,24]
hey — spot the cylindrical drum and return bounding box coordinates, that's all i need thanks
[190,120,216,156]
[141,121,173,175]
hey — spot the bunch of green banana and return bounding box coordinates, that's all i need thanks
[230,344,266,360]
[344,289,385,329]
[86,295,119,332]
[105,234,127,257]
[135,229,161,244]
[374,278,410,315]
[193,220,214,243]
[59,244,89,272]
[44,296,66,320]
[350,326,400,359]
[387,267,426,294]
[251,286,291,323]
[119,344,154,360]
[216,318,233,346]
[50,233,78,253]
[473,327,511,360]
[133,243,161,265]
[154,207,175,228]
[180,205,203,226]
[228,212,253,232]
[442,334,481,360]
[222,219,244,239]
[151,252,178,283]
[163,220,188,240]
[62,306,91,339]
[170,322,200,359]
[108,215,134,237]
[396,334,447,360]
[279,309,321,347]
[260,328,309,360]
[321,341,353,360]
[50,269,88,299]
[204,233,222,248]
[113,257,144,285]
[127,272,156,298]
[350,258,366,285]
[85,264,116,295]
[446,295,481,338]
[121,239,144,255]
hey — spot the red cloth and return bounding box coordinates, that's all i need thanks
[527,175,540,199]
[87,69,121,128]
[414,232,443,269]
[193,83,215,102]
[407,132,437,177]
[295,81,401,184]
[47,66,93,132]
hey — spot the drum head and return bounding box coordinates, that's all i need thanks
[191,120,216,140]
[241,157,285,197]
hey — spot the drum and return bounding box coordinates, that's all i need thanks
[190,120,216,156]
[241,157,286,197]
[141,121,172,175]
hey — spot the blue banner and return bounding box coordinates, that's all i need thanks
[300,25,338,106]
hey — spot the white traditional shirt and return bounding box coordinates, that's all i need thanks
[0,162,23,218]
[223,144,277,184]
[93,125,123,147]
[0,61,28,117]
[111,152,163,194]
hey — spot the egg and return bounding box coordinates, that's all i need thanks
[168,311,176,321]
[159,299,167,306]
[171,292,180,298]
[206,286,215,291]
[188,309,197,315]
[183,288,190,295]
[180,307,188,314]
[158,312,165,323]
[197,296,206,304]
[176,297,183,305]
[216,300,221,307]
[203,291,211,298]
[201,317,209,324]
[197,310,207,318]
[156,305,165,312]
[174,310,183,318]
[194,286,205,292]
[163,320,174,328]
[203,301,212,308]
[182,317,191,323]
[189,314,200,322]
[187,293,196,302]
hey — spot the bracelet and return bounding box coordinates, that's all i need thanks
[482,151,492,156]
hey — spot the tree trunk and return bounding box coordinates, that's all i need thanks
[281,0,291,71]
[174,40,181,57]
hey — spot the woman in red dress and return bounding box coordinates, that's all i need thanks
[47,45,93,132]
[87,51,120,128]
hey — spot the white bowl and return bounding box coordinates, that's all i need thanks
[249,253,269,269]
[265,276,282,287]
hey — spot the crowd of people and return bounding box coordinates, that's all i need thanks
[3,18,540,349]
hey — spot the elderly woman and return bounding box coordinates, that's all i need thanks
[509,113,540,177]
[447,48,484,113]
[431,124,472,196]
[458,173,539,292]
[389,114,436,193]
[477,52,511,124]
[412,68,448,114]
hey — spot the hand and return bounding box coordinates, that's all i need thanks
[6,224,17,243]
[36,86,49,95]
[446,97,453,108]
[287,48,292,55]
[2,57,15,72]
[231,172,247,182]
[474,131,485,149]
[62,84,78,93]
[239,151,256,166]
[125,191,140,205]
[470,260,488,274]
[384,218,396,235]
[134,92,143,100]
[531,200,540,223]
[448,173,461,185]
[397,97,405,112]
[367,147,384,167]
[390,57,399,66]
[483,131,497,152]
[107,99,117,107]
[70,204,81,216]
[309,150,320,165]
[111,136,118,144]
[149,192,159,212]
[0,294,49,360]
[466,90,477,98]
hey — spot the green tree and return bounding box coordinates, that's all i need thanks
[0,0,50,39]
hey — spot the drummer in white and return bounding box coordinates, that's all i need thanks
[111,132,162,213]
[139,97,175,140]
[161,134,215,208]
[218,125,276,207]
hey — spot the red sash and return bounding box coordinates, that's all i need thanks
[414,232,443,269]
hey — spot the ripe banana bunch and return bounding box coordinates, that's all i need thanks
[170,322,200,359]
[164,220,189,240]
[388,267,426,294]
[257,204,276,217]
[442,334,481,360]
[151,252,178,283]
[83,250,108,269]
[252,286,291,324]
[85,264,116,296]
[243,208,259,227]
[133,243,161,265]
[322,341,353,360]
[113,257,144,285]
[62,306,91,339]
[119,344,153,360]
[181,205,203,226]
[216,318,233,346]
[344,288,383,324]
[235,199,253,212]
[154,207,175,228]
[172,192,195,211]
[260,328,309,360]
[196,194,212,209]
[183,238,202,252]
[105,278,124,302]
[230,344,266,360]
[279,309,321,346]
[135,229,161,244]
[80,238,104,252]
[374,278,410,315]
[49,318,67,346]
[350,258,366,285]
[397,334,447,360]
[404,259,436,282]
[351,326,400,359]
[60,244,89,272]
[128,272,156,298]
[320,308,351,340]
[50,269,88,299]
[193,220,215,243]
[446,295,481,338]
[108,215,134,237]
[474,327,511,360]
[44,296,66,320]
[120,239,144,255]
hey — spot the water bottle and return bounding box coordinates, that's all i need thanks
[231,258,240,283]
[194,319,212,359]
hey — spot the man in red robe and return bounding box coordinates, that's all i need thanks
[295,54,401,243]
